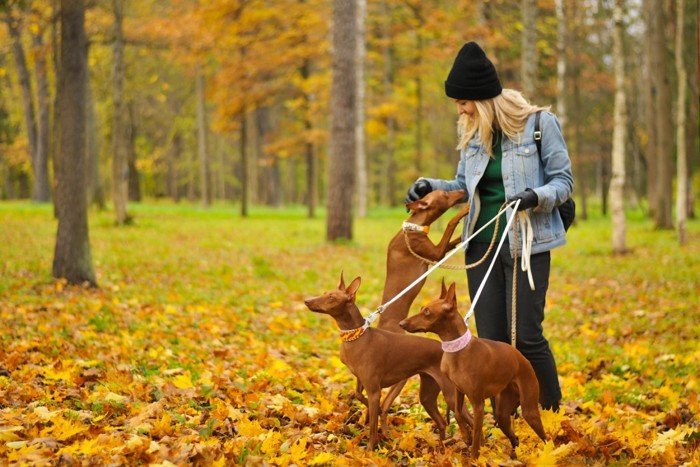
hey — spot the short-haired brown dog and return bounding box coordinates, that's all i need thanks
[304,274,474,450]
[400,280,547,459]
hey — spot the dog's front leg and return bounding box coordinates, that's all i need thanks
[453,389,473,446]
[353,378,368,407]
[469,397,485,459]
[366,387,382,450]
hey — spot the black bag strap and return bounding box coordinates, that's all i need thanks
[533,110,542,155]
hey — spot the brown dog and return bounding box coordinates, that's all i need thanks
[379,189,470,333]
[400,281,547,458]
[304,274,473,450]
[375,190,470,419]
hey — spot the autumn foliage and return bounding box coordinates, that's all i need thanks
[1,203,698,465]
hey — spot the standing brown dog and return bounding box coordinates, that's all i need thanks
[305,274,473,450]
[375,190,470,418]
[379,189,470,333]
[400,280,547,459]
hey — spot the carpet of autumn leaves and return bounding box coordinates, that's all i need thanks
[1,202,699,466]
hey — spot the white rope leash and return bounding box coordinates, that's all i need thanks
[518,211,535,291]
[364,200,522,325]
[463,199,521,322]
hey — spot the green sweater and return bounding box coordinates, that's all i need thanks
[472,132,506,243]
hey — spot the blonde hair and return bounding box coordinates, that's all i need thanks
[456,88,550,156]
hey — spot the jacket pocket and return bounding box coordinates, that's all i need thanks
[514,142,539,185]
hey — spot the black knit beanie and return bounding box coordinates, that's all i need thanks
[445,42,502,100]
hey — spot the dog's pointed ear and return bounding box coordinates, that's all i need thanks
[346,276,361,299]
[446,282,457,307]
[406,198,430,212]
[338,271,346,290]
[440,278,447,299]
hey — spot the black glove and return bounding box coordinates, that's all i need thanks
[404,179,432,204]
[509,188,538,211]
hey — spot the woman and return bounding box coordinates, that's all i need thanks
[405,42,573,410]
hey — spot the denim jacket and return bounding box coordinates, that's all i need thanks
[424,111,574,256]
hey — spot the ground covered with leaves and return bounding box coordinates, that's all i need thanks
[1,202,699,466]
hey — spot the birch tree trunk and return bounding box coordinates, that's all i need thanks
[111,0,130,224]
[52,0,96,286]
[327,0,356,241]
[521,0,537,98]
[355,0,367,218]
[610,0,627,254]
[675,0,687,244]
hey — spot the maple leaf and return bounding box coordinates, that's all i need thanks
[289,436,308,464]
[649,428,688,454]
[530,440,576,465]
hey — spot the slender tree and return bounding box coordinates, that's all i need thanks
[610,0,627,253]
[355,0,367,218]
[196,63,212,206]
[52,0,96,286]
[327,0,356,241]
[300,58,318,218]
[675,0,687,244]
[31,20,52,202]
[642,0,658,217]
[111,0,130,224]
[650,0,673,228]
[3,7,51,201]
[521,0,537,97]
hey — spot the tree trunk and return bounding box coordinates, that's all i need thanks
[327,0,356,241]
[650,0,673,228]
[240,109,249,217]
[52,0,96,286]
[643,0,658,217]
[196,64,212,206]
[168,132,182,201]
[610,0,627,254]
[675,0,687,244]
[4,13,39,200]
[521,0,538,98]
[381,1,396,207]
[355,0,367,217]
[555,0,567,127]
[32,28,52,202]
[86,67,105,209]
[111,0,129,224]
[414,32,424,174]
[127,105,140,201]
[686,2,698,220]
[301,59,317,218]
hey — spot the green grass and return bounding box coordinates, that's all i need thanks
[0,199,699,465]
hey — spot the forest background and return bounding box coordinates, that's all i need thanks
[1,0,699,465]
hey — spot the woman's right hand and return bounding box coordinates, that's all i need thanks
[404,178,433,204]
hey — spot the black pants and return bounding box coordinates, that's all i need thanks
[466,242,562,409]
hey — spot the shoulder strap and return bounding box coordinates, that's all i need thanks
[533,111,542,155]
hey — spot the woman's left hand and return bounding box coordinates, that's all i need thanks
[509,189,538,211]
